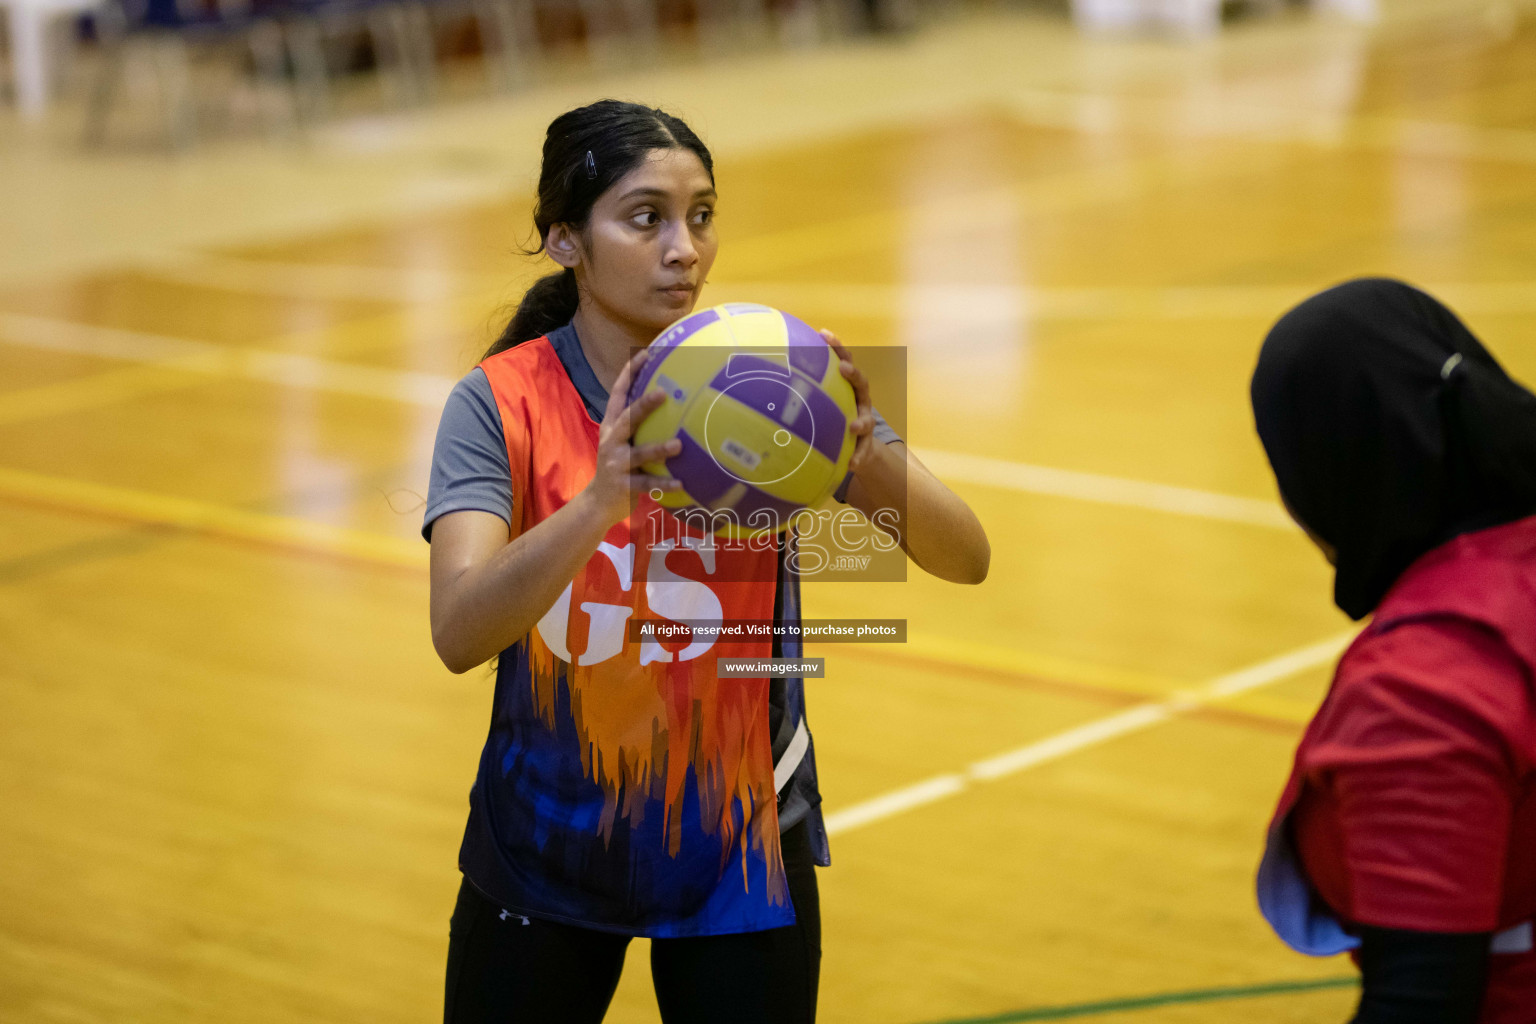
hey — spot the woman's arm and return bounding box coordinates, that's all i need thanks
[843,441,990,584]
[429,351,680,673]
[430,497,611,673]
[821,331,990,585]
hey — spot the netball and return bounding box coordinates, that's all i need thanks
[629,302,858,536]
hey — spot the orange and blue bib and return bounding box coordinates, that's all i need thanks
[456,335,792,936]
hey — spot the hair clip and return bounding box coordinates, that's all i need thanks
[585,151,597,180]
[1441,352,1464,380]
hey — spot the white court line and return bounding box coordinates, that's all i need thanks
[138,253,508,304]
[0,312,454,408]
[823,632,1353,836]
[915,450,1291,529]
[0,311,217,364]
[0,311,1286,528]
[709,280,1536,322]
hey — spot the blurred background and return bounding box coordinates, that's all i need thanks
[3,0,1535,1021]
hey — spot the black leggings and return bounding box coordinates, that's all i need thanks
[444,821,821,1024]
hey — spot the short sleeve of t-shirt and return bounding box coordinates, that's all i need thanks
[422,368,511,542]
[832,411,902,503]
[869,412,900,447]
[1293,618,1534,933]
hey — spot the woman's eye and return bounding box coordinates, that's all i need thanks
[693,208,715,225]
[631,211,659,227]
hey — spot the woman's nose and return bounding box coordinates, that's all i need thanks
[664,223,699,266]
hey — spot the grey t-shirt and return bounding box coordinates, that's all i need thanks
[422,322,899,541]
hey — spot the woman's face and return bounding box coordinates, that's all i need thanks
[554,147,718,337]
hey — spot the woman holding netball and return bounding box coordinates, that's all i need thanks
[1252,279,1536,1024]
[423,100,989,1023]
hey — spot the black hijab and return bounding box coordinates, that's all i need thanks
[1251,278,1536,620]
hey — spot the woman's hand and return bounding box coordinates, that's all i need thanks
[820,327,990,585]
[583,348,684,527]
[821,329,876,474]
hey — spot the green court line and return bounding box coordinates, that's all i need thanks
[918,976,1360,1023]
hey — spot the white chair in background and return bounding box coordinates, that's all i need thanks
[1071,0,1376,35]
[1,0,106,120]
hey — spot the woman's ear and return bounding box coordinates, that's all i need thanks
[547,225,581,270]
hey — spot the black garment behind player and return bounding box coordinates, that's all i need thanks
[1352,927,1490,1024]
[1251,277,1536,619]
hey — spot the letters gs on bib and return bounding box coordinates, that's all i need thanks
[536,509,900,669]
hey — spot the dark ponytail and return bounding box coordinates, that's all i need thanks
[494,268,579,353]
[485,100,714,359]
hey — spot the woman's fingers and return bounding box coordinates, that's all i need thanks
[840,358,870,401]
[821,331,852,371]
[820,328,847,359]
[845,399,875,472]
[849,424,874,472]
[821,327,872,403]
[612,346,650,406]
[628,473,683,492]
[630,438,682,467]
[841,363,872,421]
[824,334,862,390]
[602,347,655,428]
[611,387,668,442]
[820,327,875,471]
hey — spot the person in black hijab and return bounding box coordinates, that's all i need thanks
[1251,277,1536,1024]
[1253,277,1536,620]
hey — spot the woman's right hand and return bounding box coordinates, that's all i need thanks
[584,348,684,527]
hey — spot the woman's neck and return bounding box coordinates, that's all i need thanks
[572,305,655,394]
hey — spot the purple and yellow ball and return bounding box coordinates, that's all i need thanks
[629,303,858,538]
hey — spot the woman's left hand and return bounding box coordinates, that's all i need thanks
[821,329,875,474]
[819,327,990,585]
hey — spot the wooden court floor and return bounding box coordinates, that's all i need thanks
[5,2,1536,1020]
